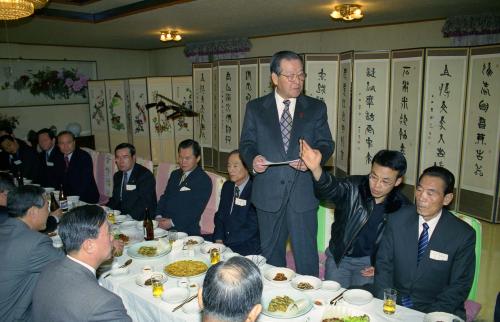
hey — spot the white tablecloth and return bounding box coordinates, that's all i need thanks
[100,239,425,322]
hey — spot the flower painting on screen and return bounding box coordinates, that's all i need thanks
[0,59,96,107]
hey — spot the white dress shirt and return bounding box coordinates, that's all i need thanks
[274,91,296,120]
[418,210,442,241]
[67,255,96,277]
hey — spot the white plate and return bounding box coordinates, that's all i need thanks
[161,287,189,304]
[424,312,464,322]
[291,275,322,291]
[182,236,204,245]
[127,240,171,259]
[175,232,188,240]
[343,289,373,305]
[263,267,296,284]
[201,243,226,254]
[322,304,371,320]
[135,272,167,287]
[120,221,137,230]
[321,280,341,291]
[154,228,168,238]
[114,214,129,223]
[245,255,267,267]
[261,288,312,319]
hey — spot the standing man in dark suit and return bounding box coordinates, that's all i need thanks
[375,166,475,320]
[55,131,99,204]
[155,139,212,236]
[0,135,40,182]
[213,150,260,256]
[32,205,132,322]
[0,185,64,322]
[240,50,334,276]
[106,143,157,220]
[37,128,62,189]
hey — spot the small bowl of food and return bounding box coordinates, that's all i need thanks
[183,236,204,246]
[291,275,322,291]
[313,298,325,309]
[264,267,296,284]
[135,272,167,287]
[201,243,226,254]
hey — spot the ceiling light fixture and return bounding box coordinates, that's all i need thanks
[0,0,49,20]
[160,30,182,42]
[330,4,363,21]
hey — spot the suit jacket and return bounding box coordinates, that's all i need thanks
[0,206,7,224]
[32,257,132,322]
[375,206,475,320]
[8,140,40,183]
[213,179,260,255]
[156,166,212,236]
[0,138,25,171]
[107,163,157,220]
[55,148,100,203]
[38,145,63,189]
[239,92,334,213]
[0,217,64,322]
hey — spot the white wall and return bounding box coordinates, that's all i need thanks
[0,20,451,138]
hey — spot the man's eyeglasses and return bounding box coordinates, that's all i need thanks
[279,72,307,82]
[368,174,396,187]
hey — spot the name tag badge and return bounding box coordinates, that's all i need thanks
[180,186,191,192]
[126,184,136,191]
[46,161,54,167]
[14,160,22,165]
[429,250,448,261]
[235,198,247,206]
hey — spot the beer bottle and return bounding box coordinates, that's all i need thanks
[59,184,68,212]
[49,192,60,212]
[143,208,154,241]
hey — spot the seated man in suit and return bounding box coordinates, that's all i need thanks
[0,135,40,182]
[32,205,132,322]
[55,131,99,203]
[213,150,260,255]
[375,166,475,320]
[0,185,64,322]
[199,257,262,322]
[107,143,157,220]
[0,122,23,171]
[155,139,212,236]
[37,128,62,189]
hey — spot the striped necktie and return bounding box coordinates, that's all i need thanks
[280,99,293,153]
[179,172,187,185]
[417,222,429,264]
[121,172,128,201]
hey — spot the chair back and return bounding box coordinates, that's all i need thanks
[155,162,178,200]
[452,211,482,301]
[200,171,226,235]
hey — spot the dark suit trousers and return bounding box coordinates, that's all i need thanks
[257,204,319,276]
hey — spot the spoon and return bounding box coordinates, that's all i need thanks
[102,259,133,279]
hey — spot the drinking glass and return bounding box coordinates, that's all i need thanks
[383,288,397,315]
[210,247,220,265]
[168,230,177,246]
[151,274,164,298]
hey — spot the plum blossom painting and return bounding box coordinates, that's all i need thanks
[0,59,97,107]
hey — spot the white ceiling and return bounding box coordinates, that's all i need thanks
[0,0,499,50]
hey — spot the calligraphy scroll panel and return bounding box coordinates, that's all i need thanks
[89,80,110,152]
[239,59,258,141]
[420,49,468,197]
[146,77,174,164]
[336,52,353,176]
[459,46,500,222]
[193,64,213,167]
[351,52,390,175]
[389,49,424,199]
[218,62,239,172]
[171,76,194,153]
[128,78,151,160]
[259,57,273,97]
[105,80,129,151]
[212,63,219,170]
[305,55,339,167]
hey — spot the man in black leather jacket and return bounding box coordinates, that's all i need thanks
[300,140,410,288]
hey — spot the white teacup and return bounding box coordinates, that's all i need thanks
[67,196,80,209]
